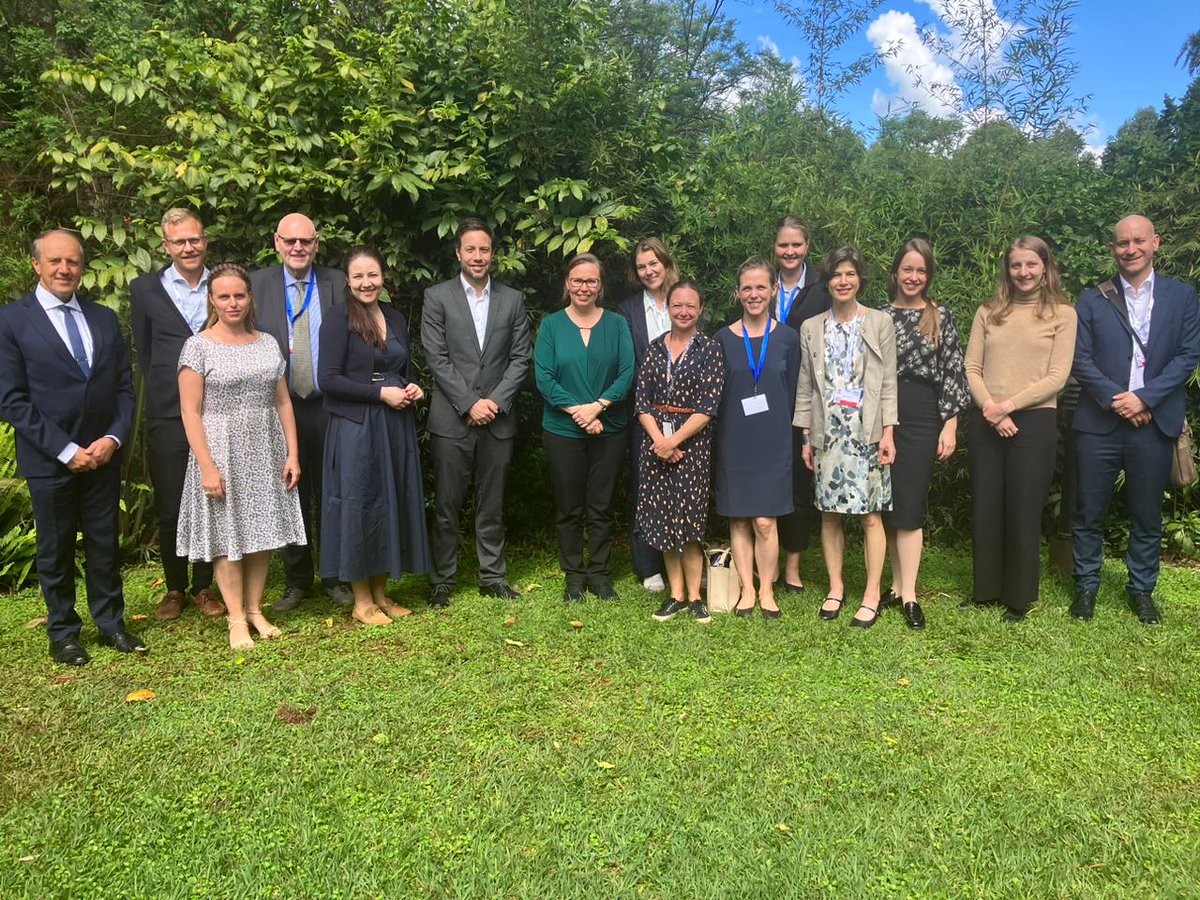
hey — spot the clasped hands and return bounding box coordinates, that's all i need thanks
[651,433,684,464]
[982,398,1020,438]
[66,437,118,473]
[1111,391,1151,427]
[566,401,606,436]
[380,383,425,411]
[466,398,500,426]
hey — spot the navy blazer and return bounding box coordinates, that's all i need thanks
[0,291,134,478]
[318,303,412,424]
[130,266,196,419]
[1072,273,1200,439]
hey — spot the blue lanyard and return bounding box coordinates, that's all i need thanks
[741,318,770,392]
[285,276,315,326]
[778,283,801,322]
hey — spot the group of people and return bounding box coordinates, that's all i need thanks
[0,209,1195,666]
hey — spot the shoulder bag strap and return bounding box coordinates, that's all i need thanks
[1098,278,1150,360]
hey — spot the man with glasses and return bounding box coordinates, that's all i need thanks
[421,218,531,608]
[131,208,225,621]
[250,213,349,611]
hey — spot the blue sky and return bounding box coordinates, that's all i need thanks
[731,0,1197,147]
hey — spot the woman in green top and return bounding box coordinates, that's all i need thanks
[535,253,636,602]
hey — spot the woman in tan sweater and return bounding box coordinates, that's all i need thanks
[963,236,1076,623]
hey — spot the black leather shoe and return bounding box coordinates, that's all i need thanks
[589,579,619,601]
[98,629,148,653]
[1070,588,1097,621]
[1001,608,1026,624]
[480,581,520,600]
[761,605,782,620]
[881,589,901,609]
[850,603,879,629]
[274,585,307,612]
[902,601,926,630]
[1127,590,1161,625]
[325,584,354,607]
[49,636,89,666]
[429,584,453,609]
[773,579,804,595]
[563,585,586,603]
[819,596,843,621]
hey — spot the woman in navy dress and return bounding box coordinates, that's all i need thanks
[714,258,801,618]
[319,246,431,626]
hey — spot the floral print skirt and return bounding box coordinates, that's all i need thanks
[813,401,892,515]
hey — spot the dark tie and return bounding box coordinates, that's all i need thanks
[59,305,90,377]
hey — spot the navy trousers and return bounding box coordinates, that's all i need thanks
[1072,423,1173,594]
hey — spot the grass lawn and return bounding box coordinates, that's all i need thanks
[1,542,1199,898]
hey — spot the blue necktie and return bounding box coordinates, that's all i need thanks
[59,305,91,377]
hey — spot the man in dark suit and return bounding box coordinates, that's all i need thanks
[421,218,531,607]
[0,230,142,665]
[250,212,349,611]
[130,208,225,621]
[1071,215,1200,624]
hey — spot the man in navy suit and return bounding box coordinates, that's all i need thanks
[1071,216,1200,624]
[0,230,141,664]
[250,212,348,611]
[130,208,225,621]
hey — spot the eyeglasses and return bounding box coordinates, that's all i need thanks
[164,236,206,250]
[568,277,600,289]
[277,236,317,248]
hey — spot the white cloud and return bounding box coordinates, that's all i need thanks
[866,10,959,118]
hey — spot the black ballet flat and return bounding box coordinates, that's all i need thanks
[819,597,843,621]
[850,603,880,629]
[761,606,781,620]
[735,601,756,618]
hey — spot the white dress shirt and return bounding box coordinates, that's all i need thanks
[643,290,670,343]
[461,274,491,350]
[160,263,209,334]
[1120,270,1155,392]
[773,264,808,321]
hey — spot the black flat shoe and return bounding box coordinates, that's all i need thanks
[480,581,520,600]
[428,584,452,609]
[773,579,804,595]
[1001,607,1026,624]
[850,603,880,629]
[881,589,901,609]
[734,600,756,618]
[902,601,926,630]
[563,585,586,604]
[98,629,148,654]
[761,605,781,620]
[819,597,843,621]
[49,636,89,666]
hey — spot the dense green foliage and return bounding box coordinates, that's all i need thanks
[2,549,1200,895]
[2,1,1200,586]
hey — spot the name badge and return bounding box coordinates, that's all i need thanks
[835,387,864,409]
[741,394,770,416]
[661,420,675,438]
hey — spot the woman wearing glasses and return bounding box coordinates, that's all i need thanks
[535,253,636,602]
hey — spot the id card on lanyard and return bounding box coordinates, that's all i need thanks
[834,313,864,409]
[285,277,316,353]
[740,320,771,416]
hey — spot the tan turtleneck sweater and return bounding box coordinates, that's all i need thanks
[964,299,1077,410]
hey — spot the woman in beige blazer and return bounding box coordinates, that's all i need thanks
[794,245,898,628]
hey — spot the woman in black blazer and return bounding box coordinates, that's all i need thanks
[318,246,431,625]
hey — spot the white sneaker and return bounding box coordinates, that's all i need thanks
[642,574,666,593]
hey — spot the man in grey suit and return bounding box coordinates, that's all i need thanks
[249,212,350,611]
[422,218,531,606]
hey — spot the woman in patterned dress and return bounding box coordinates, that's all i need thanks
[794,246,898,628]
[177,264,304,651]
[880,239,969,629]
[635,281,725,623]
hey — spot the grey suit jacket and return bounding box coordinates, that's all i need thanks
[249,263,345,388]
[421,277,531,440]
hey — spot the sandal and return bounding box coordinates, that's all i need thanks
[227,617,255,651]
[246,611,281,639]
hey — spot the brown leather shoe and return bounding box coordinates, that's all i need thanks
[192,588,226,617]
[155,591,186,621]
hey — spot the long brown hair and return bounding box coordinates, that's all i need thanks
[343,246,388,350]
[205,263,258,331]
[986,235,1067,325]
[888,238,941,345]
[629,237,680,296]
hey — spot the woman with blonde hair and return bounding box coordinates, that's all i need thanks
[963,236,1077,623]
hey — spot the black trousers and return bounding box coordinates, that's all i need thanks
[282,393,331,589]
[27,463,125,642]
[145,416,212,596]
[543,431,626,585]
[778,426,816,554]
[429,429,515,587]
[627,423,665,578]
[968,407,1057,612]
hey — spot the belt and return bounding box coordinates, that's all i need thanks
[652,403,695,414]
